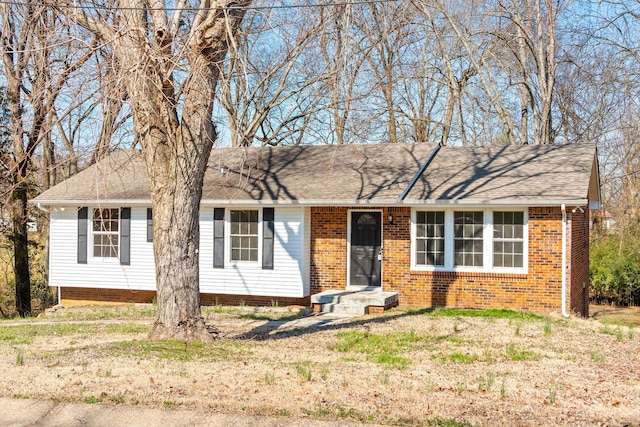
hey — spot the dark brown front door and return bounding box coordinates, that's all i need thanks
[350,211,382,287]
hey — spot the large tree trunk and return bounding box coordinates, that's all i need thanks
[147,149,212,340]
[102,3,248,340]
[12,182,30,317]
[3,30,33,317]
[122,54,217,340]
[144,52,217,340]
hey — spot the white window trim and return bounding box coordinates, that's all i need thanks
[226,208,263,267]
[411,208,528,274]
[89,207,121,263]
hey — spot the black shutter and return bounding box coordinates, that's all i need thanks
[146,208,153,242]
[213,208,225,268]
[262,208,274,270]
[77,207,88,264]
[120,208,131,265]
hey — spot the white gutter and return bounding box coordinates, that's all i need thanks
[399,199,589,208]
[561,204,569,318]
[32,198,591,208]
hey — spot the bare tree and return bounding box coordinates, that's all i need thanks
[352,2,415,144]
[494,0,562,144]
[409,3,476,145]
[54,0,251,340]
[219,6,324,147]
[1,2,91,315]
[92,48,129,163]
[316,2,366,145]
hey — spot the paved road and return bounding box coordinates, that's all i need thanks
[0,398,382,427]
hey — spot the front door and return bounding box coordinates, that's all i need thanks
[350,211,382,287]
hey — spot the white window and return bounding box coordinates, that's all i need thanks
[454,211,484,267]
[92,208,119,258]
[415,211,445,266]
[412,209,527,273]
[230,210,259,262]
[493,211,524,268]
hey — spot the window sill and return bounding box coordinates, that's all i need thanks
[88,257,121,264]
[228,261,262,269]
[410,265,528,275]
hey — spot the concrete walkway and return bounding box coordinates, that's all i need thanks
[0,398,384,427]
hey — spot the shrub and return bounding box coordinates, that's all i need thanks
[590,234,640,306]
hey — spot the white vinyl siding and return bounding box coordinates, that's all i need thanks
[49,207,156,290]
[411,209,528,274]
[48,206,308,298]
[303,207,311,297]
[201,207,307,297]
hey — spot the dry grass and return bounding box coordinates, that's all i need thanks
[0,305,639,426]
[590,304,640,326]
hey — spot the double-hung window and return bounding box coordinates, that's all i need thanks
[92,208,119,258]
[415,211,445,266]
[413,209,527,272]
[454,211,484,267]
[493,211,524,268]
[230,210,259,262]
[214,208,274,269]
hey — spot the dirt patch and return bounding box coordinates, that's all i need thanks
[1,306,639,426]
[590,303,640,326]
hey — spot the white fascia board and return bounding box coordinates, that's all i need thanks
[400,198,589,208]
[33,197,590,210]
[31,199,152,208]
[199,199,401,206]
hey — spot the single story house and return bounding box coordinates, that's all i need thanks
[32,142,601,316]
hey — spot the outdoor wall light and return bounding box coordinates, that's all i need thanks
[388,214,393,224]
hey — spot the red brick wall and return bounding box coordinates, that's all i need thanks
[60,287,309,308]
[60,287,157,306]
[310,206,590,316]
[568,208,590,316]
[309,207,350,294]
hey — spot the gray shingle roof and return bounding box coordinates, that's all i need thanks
[32,142,599,207]
[405,143,599,205]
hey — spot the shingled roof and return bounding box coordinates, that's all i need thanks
[32,142,600,208]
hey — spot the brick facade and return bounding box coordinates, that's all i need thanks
[568,209,590,316]
[310,206,590,316]
[60,287,309,308]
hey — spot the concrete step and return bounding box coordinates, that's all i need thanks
[322,303,367,315]
[311,290,399,315]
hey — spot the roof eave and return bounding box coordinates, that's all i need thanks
[33,197,591,209]
[32,199,152,209]
[400,198,590,207]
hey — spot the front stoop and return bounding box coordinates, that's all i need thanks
[310,290,399,315]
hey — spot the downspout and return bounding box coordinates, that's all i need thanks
[561,204,569,318]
